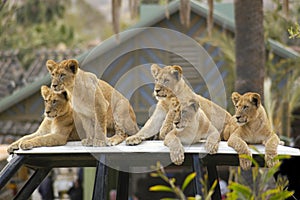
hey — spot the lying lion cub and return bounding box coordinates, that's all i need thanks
[47,59,139,146]
[126,64,233,145]
[7,86,79,153]
[228,92,280,170]
[164,98,220,165]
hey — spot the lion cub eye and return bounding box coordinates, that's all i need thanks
[52,100,57,105]
[60,74,66,80]
[243,105,249,110]
[163,79,169,84]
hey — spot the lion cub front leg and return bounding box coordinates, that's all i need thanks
[205,127,220,154]
[107,99,137,146]
[159,97,179,140]
[228,132,252,170]
[7,133,39,153]
[81,117,97,146]
[20,134,68,150]
[7,119,50,153]
[106,123,127,146]
[92,87,108,147]
[164,129,185,165]
[126,104,167,145]
[264,134,280,168]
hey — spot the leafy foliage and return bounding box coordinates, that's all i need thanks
[288,22,300,39]
[149,162,217,200]
[227,152,294,200]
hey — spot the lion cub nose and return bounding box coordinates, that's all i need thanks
[46,110,51,114]
[236,115,241,120]
[155,88,161,93]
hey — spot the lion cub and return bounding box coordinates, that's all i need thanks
[46,59,139,147]
[227,92,280,170]
[163,98,220,165]
[7,86,79,153]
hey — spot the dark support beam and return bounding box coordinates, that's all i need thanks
[206,162,221,200]
[93,155,108,200]
[192,154,203,197]
[14,168,51,200]
[116,171,129,200]
[0,155,25,189]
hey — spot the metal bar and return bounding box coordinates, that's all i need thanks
[92,155,107,200]
[206,162,221,200]
[192,154,203,197]
[0,155,25,190]
[116,171,129,200]
[14,168,51,200]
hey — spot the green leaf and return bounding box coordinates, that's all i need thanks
[269,191,294,200]
[150,172,159,177]
[228,182,252,199]
[205,180,218,200]
[161,198,177,200]
[149,185,173,193]
[181,172,197,191]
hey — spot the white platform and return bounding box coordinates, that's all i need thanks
[14,141,300,156]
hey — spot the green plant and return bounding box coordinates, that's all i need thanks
[288,22,300,39]
[227,149,294,200]
[149,162,217,200]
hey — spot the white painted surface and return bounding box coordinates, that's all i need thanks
[14,141,300,156]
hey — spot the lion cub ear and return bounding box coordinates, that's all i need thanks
[189,99,199,112]
[59,90,69,101]
[67,59,79,74]
[232,92,241,106]
[151,64,161,77]
[41,85,51,100]
[46,60,57,73]
[171,65,182,81]
[250,93,261,108]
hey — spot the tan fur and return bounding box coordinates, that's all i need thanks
[228,92,280,170]
[126,73,178,145]
[7,86,79,153]
[163,98,220,165]
[46,59,139,146]
[126,64,234,145]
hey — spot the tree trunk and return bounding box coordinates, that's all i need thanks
[234,0,265,101]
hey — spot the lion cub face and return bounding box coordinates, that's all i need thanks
[46,59,79,92]
[232,92,261,126]
[173,99,199,131]
[151,64,182,99]
[41,85,70,119]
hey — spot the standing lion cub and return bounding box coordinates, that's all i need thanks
[46,59,139,146]
[228,92,280,170]
[7,86,79,153]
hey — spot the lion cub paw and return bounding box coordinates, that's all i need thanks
[19,141,34,150]
[239,155,252,170]
[7,142,20,154]
[205,141,219,154]
[106,135,125,146]
[81,138,94,146]
[265,154,278,168]
[126,135,142,145]
[169,145,185,165]
[93,139,106,147]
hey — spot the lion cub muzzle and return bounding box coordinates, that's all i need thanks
[235,115,247,126]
